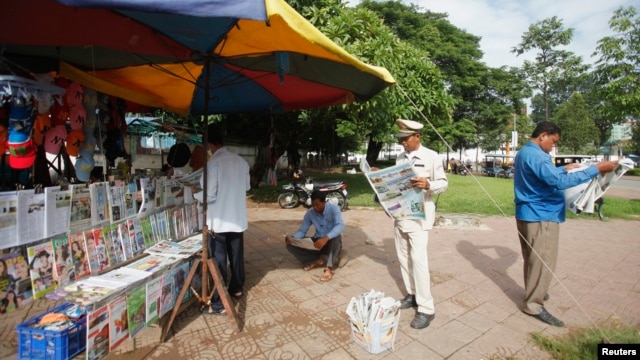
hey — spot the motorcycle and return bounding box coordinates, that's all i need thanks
[277,170,348,211]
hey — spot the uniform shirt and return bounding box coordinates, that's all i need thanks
[293,202,344,240]
[395,145,448,232]
[514,141,599,223]
[193,147,250,232]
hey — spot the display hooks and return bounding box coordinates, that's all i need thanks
[0,75,66,98]
[396,84,611,342]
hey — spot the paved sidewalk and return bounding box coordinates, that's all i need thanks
[1,207,638,359]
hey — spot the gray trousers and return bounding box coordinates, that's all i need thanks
[287,235,342,268]
[517,220,559,315]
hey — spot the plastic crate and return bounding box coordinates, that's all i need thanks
[16,302,87,360]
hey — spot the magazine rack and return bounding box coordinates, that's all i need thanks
[160,225,241,341]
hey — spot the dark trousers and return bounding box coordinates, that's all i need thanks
[286,235,342,268]
[208,231,245,309]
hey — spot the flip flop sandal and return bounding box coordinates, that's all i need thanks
[303,260,324,271]
[319,269,335,282]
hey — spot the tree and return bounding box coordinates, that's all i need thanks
[512,17,588,122]
[593,6,640,122]
[553,92,599,153]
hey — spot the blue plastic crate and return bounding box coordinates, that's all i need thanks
[16,302,87,360]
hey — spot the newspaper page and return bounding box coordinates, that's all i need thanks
[0,191,18,248]
[565,158,634,214]
[44,186,71,238]
[360,158,425,220]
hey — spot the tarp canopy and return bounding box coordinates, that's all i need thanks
[1,0,396,116]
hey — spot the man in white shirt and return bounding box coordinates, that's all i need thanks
[393,119,448,329]
[193,125,250,315]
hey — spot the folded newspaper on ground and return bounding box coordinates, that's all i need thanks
[360,158,425,220]
[565,158,634,214]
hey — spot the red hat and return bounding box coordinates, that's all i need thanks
[66,82,84,107]
[66,129,85,157]
[44,125,67,155]
[7,138,36,169]
[69,105,86,130]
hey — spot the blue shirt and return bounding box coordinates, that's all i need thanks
[293,203,344,240]
[514,141,599,223]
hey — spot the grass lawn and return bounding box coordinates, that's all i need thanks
[248,168,640,220]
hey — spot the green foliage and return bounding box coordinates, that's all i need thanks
[593,6,640,122]
[512,16,588,122]
[553,92,599,153]
[530,324,640,360]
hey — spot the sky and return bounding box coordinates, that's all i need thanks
[346,0,638,69]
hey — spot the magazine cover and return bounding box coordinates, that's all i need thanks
[16,189,46,245]
[130,218,146,256]
[148,214,160,244]
[117,222,134,260]
[108,295,129,351]
[26,241,55,299]
[69,184,92,232]
[154,176,166,209]
[101,225,118,269]
[69,231,91,280]
[158,270,174,318]
[140,215,155,249]
[105,224,124,264]
[51,235,75,287]
[126,284,146,338]
[44,186,72,238]
[155,211,169,242]
[90,182,110,227]
[145,276,162,326]
[83,229,101,273]
[86,303,110,360]
[92,228,110,272]
[0,192,18,248]
[172,260,190,304]
[1,252,33,312]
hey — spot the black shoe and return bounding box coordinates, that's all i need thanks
[410,312,435,329]
[398,294,417,309]
[530,307,564,327]
[544,293,550,301]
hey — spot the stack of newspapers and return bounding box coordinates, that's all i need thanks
[346,289,401,354]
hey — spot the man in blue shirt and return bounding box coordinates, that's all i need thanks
[285,190,345,282]
[514,121,617,327]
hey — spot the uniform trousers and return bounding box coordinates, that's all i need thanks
[394,227,434,315]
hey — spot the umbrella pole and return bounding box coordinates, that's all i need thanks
[161,59,241,342]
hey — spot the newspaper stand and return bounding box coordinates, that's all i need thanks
[349,310,400,354]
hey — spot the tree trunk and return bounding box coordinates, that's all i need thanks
[366,139,383,166]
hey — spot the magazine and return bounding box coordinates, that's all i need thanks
[172,260,190,304]
[64,276,127,306]
[16,189,46,245]
[101,225,118,269]
[44,186,71,238]
[86,303,110,360]
[92,228,110,272]
[155,211,169,242]
[0,192,18,248]
[98,267,152,290]
[129,218,146,256]
[69,231,91,280]
[145,276,162,326]
[360,158,425,220]
[90,182,110,227]
[108,295,129,351]
[137,177,156,217]
[69,184,92,232]
[51,234,76,287]
[26,240,56,299]
[0,252,33,312]
[123,180,138,219]
[83,229,101,274]
[117,222,134,260]
[126,254,180,273]
[126,284,146,338]
[140,216,155,249]
[158,271,173,318]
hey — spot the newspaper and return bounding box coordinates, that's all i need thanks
[175,168,203,192]
[346,289,400,337]
[289,237,317,251]
[565,158,634,214]
[360,158,425,220]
